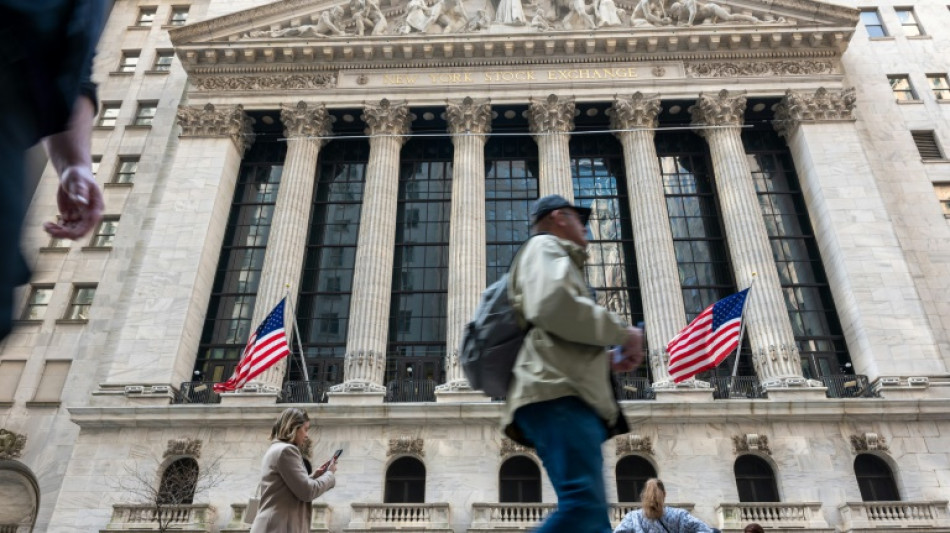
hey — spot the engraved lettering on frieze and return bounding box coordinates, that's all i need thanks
[0,429,27,460]
[685,61,837,79]
[164,438,203,458]
[194,73,337,91]
[733,434,771,455]
[388,435,424,457]
[616,434,654,456]
[850,433,888,453]
[380,67,638,87]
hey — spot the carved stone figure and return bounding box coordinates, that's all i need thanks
[630,0,669,26]
[669,0,762,26]
[495,0,527,25]
[595,0,623,27]
[530,7,554,30]
[433,0,473,32]
[403,0,436,32]
[560,0,596,29]
[466,8,492,31]
[245,6,348,38]
[349,0,374,35]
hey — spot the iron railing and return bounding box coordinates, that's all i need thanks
[278,381,335,403]
[385,379,436,402]
[711,376,767,399]
[614,377,656,400]
[174,382,221,404]
[821,374,877,398]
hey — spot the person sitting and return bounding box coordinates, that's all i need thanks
[614,478,715,533]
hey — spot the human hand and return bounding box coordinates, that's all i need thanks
[43,165,104,240]
[611,325,644,373]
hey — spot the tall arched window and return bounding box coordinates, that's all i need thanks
[499,456,541,503]
[385,457,426,503]
[734,455,779,502]
[158,457,199,504]
[616,455,657,502]
[854,454,900,501]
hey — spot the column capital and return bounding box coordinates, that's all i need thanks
[445,97,492,136]
[689,90,747,133]
[773,87,857,138]
[176,103,255,154]
[281,101,333,141]
[609,92,662,132]
[528,94,575,134]
[361,98,412,140]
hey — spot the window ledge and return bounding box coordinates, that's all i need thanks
[109,71,135,77]
[93,125,116,131]
[39,246,70,253]
[55,319,89,325]
[127,25,152,31]
[922,159,950,164]
[25,401,62,408]
[868,36,895,41]
[162,24,187,29]
[144,69,170,75]
[897,99,924,105]
[13,319,43,326]
[937,99,950,104]
[125,124,153,130]
[906,35,932,40]
[82,246,113,252]
[0,402,13,409]
[104,182,134,189]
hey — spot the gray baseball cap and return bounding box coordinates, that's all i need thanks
[530,194,592,225]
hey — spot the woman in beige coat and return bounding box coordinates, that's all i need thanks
[250,408,337,533]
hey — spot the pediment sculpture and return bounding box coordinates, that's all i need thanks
[240,0,790,39]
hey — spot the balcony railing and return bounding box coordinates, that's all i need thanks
[347,503,451,530]
[821,374,878,399]
[278,380,335,403]
[470,503,554,530]
[711,376,767,399]
[609,502,695,526]
[716,502,828,530]
[104,503,216,531]
[223,502,330,532]
[614,377,656,401]
[385,379,436,403]
[173,382,221,404]
[839,500,950,531]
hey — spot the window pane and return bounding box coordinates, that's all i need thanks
[98,105,120,127]
[135,104,157,126]
[860,11,886,37]
[67,287,96,320]
[154,51,174,71]
[119,51,139,72]
[23,287,53,320]
[895,9,921,36]
[137,7,157,25]
[92,218,119,247]
[928,75,950,100]
[115,157,139,183]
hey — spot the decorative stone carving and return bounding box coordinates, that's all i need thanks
[193,74,337,92]
[388,435,424,457]
[733,433,771,455]
[281,101,333,140]
[616,434,654,456]
[0,429,26,460]
[244,6,347,38]
[445,97,492,135]
[500,438,534,457]
[773,87,857,137]
[689,89,746,129]
[669,0,765,26]
[528,94,575,134]
[850,433,888,453]
[685,61,837,79]
[338,350,386,390]
[176,103,255,154]
[164,438,202,458]
[350,0,388,35]
[495,0,527,26]
[609,92,662,130]
[630,0,670,27]
[361,98,412,138]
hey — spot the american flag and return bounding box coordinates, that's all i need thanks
[667,289,749,383]
[213,298,290,393]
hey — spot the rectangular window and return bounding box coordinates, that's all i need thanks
[91,217,119,248]
[927,74,950,100]
[935,185,950,217]
[65,285,96,321]
[22,286,54,320]
[888,75,918,101]
[168,6,189,25]
[91,155,101,177]
[895,7,923,36]
[118,50,139,73]
[114,156,139,183]
[912,131,944,160]
[0,361,26,402]
[136,7,157,26]
[97,103,121,128]
[153,50,175,71]
[32,361,71,403]
[860,9,887,37]
[133,102,157,126]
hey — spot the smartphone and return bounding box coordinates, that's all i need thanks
[332,448,343,461]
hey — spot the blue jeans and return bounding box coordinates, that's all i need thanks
[514,396,611,533]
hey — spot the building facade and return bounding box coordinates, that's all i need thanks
[2,0,950,531]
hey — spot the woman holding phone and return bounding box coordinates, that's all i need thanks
[251,408,339,533]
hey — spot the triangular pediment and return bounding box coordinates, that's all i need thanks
[170,0,858,69]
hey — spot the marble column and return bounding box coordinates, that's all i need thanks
[331,99,411,398]
[436,97,492,399]
[690,90,805,387]
[609,93,690,388]
[774,88,944,388]
[100,104,254,398]
[528,94,576,199]
[249,102,332,393]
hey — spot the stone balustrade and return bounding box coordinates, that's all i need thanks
[469,503,555,530]
[345,503,452,532]
[0,525,26,533]
[717,502,829,530]
[838,500,950,531]
[609,502,695,526]
[222,502,330,532]
[102,504,216,531]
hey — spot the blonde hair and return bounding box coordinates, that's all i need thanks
[641,478,666,520]
[270,408,309,442]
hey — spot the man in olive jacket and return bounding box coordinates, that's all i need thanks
[503,194,644,533]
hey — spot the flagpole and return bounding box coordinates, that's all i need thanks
[730,273,757,379]
[284,285,313,402]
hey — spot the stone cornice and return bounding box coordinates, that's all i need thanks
[772,87,857,137]
[609,92,662,131]
[445,97,492,136]
[176,103,255,154]
[281,101,333,139]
